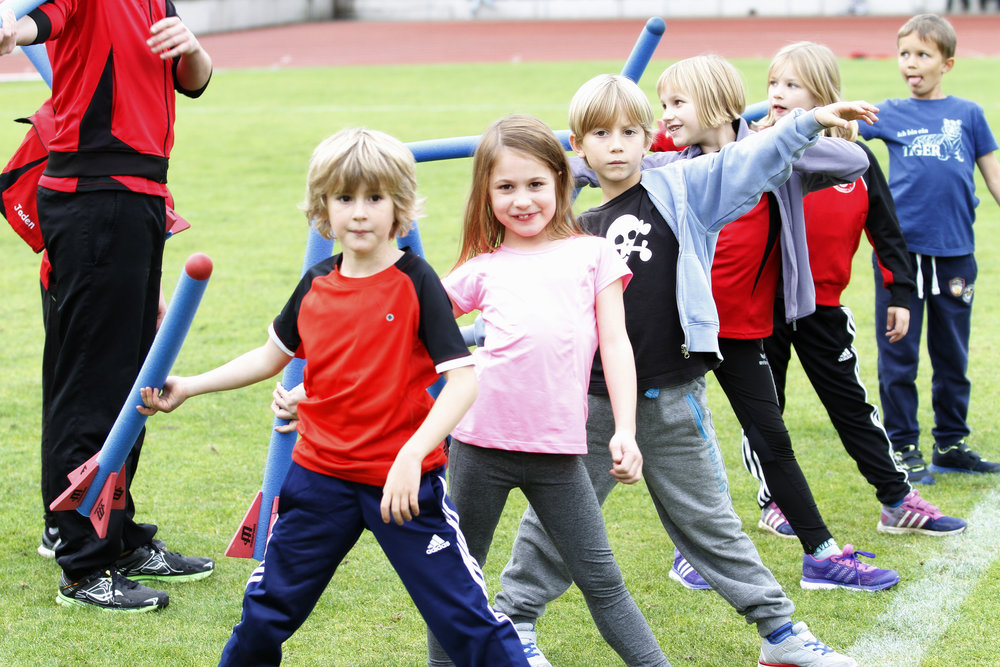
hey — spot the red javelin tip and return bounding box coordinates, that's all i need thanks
[184,252,213,281]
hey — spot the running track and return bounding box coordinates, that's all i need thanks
[3,14,1000,79]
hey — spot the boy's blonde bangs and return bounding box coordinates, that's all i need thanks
[569,74,654,141]
[303,128,423,240]
[658,56,746,129]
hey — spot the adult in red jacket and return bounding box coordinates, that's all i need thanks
[1,0,214,612]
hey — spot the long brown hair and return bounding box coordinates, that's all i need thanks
[454,114,581,267]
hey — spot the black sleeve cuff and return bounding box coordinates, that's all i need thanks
[28,8,52,44]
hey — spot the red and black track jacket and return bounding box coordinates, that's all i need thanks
[29,0,209,197]
[803,142,914,308]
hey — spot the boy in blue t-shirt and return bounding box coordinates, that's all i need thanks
[859,13,1000,483]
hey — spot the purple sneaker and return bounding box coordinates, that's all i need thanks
[878,489,967,536]
[801,544,899,592]
[758,501,797,539]
[669,548,711,590]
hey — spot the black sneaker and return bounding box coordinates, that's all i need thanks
[57,569,168,612]
[116,539,214,583]
[931,440,1000,475]
[893,444,935,485]
[38,526,62,558]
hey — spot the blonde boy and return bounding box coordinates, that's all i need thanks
[139,128,528,666]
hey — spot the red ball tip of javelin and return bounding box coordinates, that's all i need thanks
[185,253,213,280]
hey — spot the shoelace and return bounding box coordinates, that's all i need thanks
[835,546,881,581]
[803,639,835,656]
[522,642,543,658]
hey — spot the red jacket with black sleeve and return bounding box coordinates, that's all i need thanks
[802,142,914,308]
[28,0,209,197]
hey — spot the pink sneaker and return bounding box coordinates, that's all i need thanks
[758,501,797,539]
[878,489,967,536]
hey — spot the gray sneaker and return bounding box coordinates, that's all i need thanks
[116,539,214,583]
[759,622,857,666]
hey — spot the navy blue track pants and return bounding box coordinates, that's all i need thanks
[219,462,527,666]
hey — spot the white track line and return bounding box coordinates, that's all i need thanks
[848,482,1000,666]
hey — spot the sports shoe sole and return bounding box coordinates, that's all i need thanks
[757,519,797,539]
[800,574,899,592]
[876,521,966,536]
[124,568,214,584]
[928,464,999,475]
[56,593,166,613]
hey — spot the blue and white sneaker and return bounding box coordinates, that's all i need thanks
[668,548,711,590]
[759,621,858,666]
[801,544,899,591]
[514,622,552,667]
[758,501,797,539]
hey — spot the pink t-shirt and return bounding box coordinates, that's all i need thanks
[443,235,631,454]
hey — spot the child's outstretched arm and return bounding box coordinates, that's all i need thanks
[813,100,879,133]
[976,151,1000,209]
[138,339,292,415]
[595,280,642,484]
[651,100,879,235]
[381,365,478,525]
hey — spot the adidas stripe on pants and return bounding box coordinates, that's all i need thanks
[219,462,527,666]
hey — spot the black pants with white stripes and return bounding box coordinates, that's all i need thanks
[715,337,832,554]
[757,300,910,507]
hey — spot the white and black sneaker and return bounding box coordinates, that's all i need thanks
[38,526,63,558]
[116,539,214,583]
[57,569,168,612]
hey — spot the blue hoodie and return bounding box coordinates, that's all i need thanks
[577,109,867,359]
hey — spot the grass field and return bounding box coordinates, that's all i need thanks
[2,53,1000,666]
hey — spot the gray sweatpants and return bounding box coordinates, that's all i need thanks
[427,440,670,667]
[494,377,794,638]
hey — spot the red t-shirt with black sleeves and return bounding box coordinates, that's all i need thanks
[269,251,473,487]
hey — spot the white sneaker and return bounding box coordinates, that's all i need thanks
[514,622,553,667]
[759,622,857,666]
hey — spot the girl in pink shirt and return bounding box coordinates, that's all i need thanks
[427,114,669,667]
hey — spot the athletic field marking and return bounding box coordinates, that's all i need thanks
[848,482,1000,666]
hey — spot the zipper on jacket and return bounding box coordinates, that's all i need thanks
[680,343,690,359]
